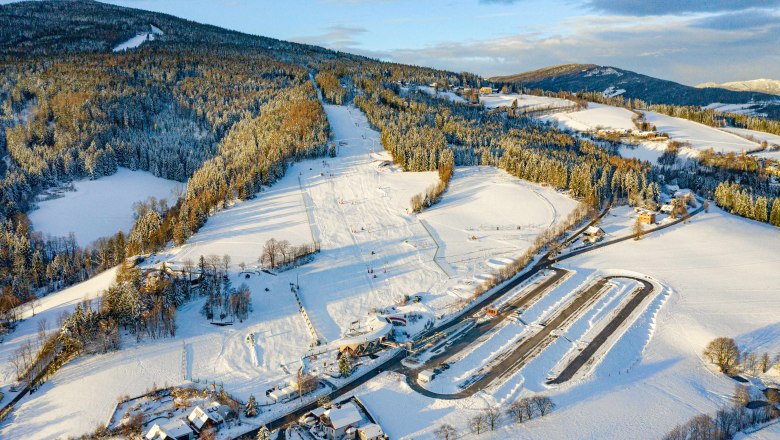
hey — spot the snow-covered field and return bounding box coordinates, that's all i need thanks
[642,111,760,154]
[480,93,577,111]
[27,167,181,247]
[417,86,467,103]
[419,166,578,295]
[352,207,780,439]
[113,25,163,52]
[544,103,637,132]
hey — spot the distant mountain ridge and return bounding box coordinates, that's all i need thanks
[696,79,780,96]
[490,64,778,107]
[0,0,346,61]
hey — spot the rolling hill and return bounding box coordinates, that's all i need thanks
[490,64,778,107]
[696,79,780,96]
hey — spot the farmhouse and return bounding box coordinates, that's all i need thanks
[479,86,493,95]
[638,211,656,224]
[145,419,194,440]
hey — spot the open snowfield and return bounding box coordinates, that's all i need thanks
[418,166,578,295]
[28,167,181,247]
[113,25,163,52]
[417,86,467,103]
[544,103,637,132]
[720,127,780,160]
[480,93,576,111]
[642,111,760,154]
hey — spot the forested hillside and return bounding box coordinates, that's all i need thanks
[0,0,472,325]
[490,64,779,107]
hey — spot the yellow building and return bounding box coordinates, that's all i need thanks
[479,86,493,95]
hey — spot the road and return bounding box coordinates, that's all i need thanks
[548,277,655,384]
[403,276,617,399]
[250,200,700,433]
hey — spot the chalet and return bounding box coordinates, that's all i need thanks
[479,86,493,95]
[187,405,224,433]
[145,419,194,440]
[321,402,363,440]
[660,204,674,214]
[583,226,605,244]
[637,211,656,224]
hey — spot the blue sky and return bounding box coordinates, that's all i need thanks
[6,0,780,84]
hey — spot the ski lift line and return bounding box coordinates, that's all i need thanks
[297,176,320,244]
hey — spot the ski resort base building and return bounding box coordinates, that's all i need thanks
[336,316,393,357]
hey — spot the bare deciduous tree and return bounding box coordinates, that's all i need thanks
[470,414,486,436]
[434,424,456,440]
[703,337,740,373]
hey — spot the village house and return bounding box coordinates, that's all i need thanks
[638,211,656,224]
[145,419,194,440]
[479,86,493,95]
[583,226,605,243]
[320,402,363,440]
[186,405,224,434]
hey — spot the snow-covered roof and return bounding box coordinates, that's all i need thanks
[323,402,362,430]
[418,369,435,380]
[269,385,297,401]
[337,316,392,349]
[146,419,193,440]
[359,423,384,438]
[188,405,222,430]
[584,226,604,236]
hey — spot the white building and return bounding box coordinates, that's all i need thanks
[417,369,436,384]
[145,419,194,440]
[321,402,363,440]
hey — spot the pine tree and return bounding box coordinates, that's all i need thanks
[633,216,644,240]
[256,425,271,440]
[770,198,780,227]
[245,394,258,417]
[339,354,353,377]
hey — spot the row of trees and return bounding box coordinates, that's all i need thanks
[713,182,780,226]
[663,385,780,440]
[410,149,454,213]
[703,337,779,375]
[259,238,320,271]
[434,396,555,438]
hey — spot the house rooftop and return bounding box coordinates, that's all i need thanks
[360,423,384,438]
[323,402,362,430]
